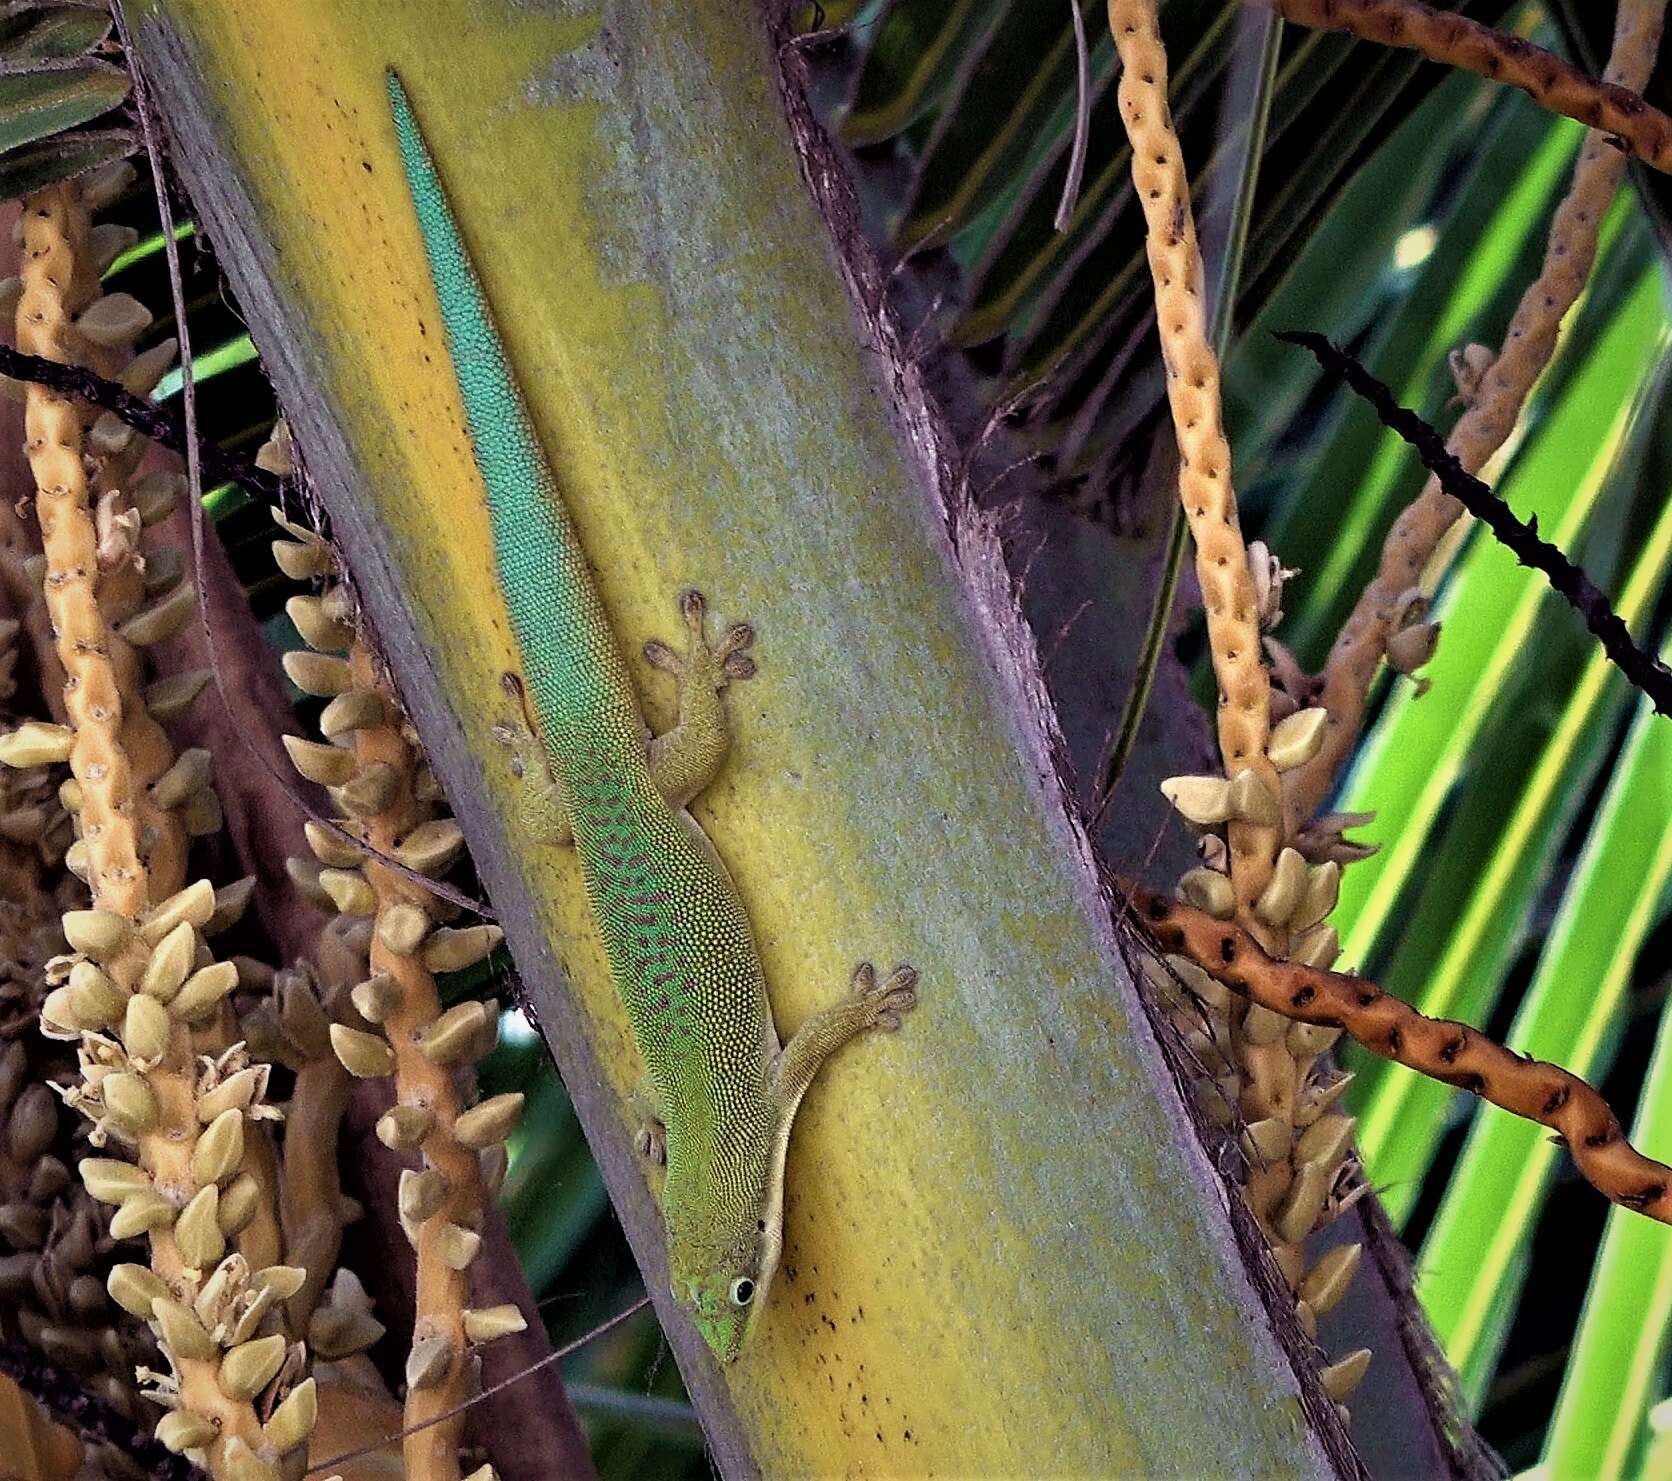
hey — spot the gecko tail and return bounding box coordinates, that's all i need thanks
[386,67,637,744]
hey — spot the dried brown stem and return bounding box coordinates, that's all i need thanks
[1282,0,1668,831]
[1248,0,1672,172]
[1126,883,1672,1222]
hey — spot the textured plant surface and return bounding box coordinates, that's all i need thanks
[1129,884,1672,1219]
[1106,0,1379,1416]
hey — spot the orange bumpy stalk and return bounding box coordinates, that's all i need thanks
[1285,0,1669,830]
[1108,0,1373,1397]
[19,188,147,919]
[356,640,484,1481]
[1108,0,1282,936]
[1126,882,1672,1222]
[1249,0,1672,172]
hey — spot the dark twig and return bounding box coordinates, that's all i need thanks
[0,342,283,502]
[1053,0,1091,232]
[1278,328,1672,718]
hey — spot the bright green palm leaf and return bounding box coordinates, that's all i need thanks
[1263,114,1576,659]
[1534,722,1672,1474]
[1347,334,1672,1222]
[1414,607,1672,1406]
[1341,256,1667,1189]
[153,332,259,401]
[1226,67,1500,477]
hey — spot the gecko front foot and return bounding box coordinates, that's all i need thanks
[643,589,758,811]
[848,962,919,1031]
[493,671,572,845]
[643,588,757,693]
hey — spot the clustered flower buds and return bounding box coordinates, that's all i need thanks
[1111,0,1375,1412]
[277,509,517,1478]
[2,175,313,1479]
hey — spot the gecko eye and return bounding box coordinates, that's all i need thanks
[728,1277,756,1307]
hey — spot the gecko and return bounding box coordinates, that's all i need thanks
[386,70,918,1364]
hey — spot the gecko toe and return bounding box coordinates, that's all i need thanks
[643,638,680,673]
[646,594,758,690]
[848,962,918,1030]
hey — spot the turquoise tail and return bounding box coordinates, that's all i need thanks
[387,70,635,744]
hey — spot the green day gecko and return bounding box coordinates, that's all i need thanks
[386,70,918,1363]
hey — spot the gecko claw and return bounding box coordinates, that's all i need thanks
[493,673,542,771]
[643,639,680,673]
[629,1075,668,1166]
[493,671,571,843]
[489,722,527,777]
[719,623,756,682]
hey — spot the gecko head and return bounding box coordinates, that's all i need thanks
[666,1189,783,1364]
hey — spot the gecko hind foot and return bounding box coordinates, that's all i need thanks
[644,588,757,690]
[849,962,919,1032]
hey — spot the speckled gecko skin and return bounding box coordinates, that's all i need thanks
[388,70,916,1363]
